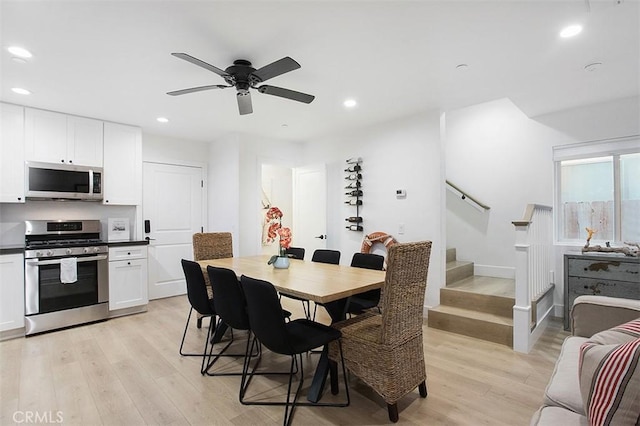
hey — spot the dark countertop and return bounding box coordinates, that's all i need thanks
[0,246,25,255]
[107,240,149,247]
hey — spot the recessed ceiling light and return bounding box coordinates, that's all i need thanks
[343,99,357,108]
[281,124,288,128]
[456,63,469,70]
[560,24,582,38]
[156,117,169,123]
[8,46,32,58]
[11,87,31,95]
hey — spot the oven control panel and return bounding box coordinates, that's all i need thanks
[25,245,108,259]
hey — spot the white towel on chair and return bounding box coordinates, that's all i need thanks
[60,257,78,283]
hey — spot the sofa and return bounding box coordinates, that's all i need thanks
[531,295,640,426]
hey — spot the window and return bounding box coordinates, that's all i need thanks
[554,137,639,244]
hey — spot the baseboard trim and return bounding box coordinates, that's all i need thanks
[1,327,25,341]
[473,264,515,279]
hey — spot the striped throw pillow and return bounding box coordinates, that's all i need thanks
[579,338,640,426]
[589,318,640,346]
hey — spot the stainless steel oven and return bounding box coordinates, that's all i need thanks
[24,220,109,335]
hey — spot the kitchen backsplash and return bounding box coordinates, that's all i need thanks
[0,201,136,245]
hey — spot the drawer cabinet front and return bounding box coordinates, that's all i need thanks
[109,246,147,261]
[564,254,640,330]
[567,276,639,300]
[567,258,639,283]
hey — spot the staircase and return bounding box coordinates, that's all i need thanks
[428,248,515,347]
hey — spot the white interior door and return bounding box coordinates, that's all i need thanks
[293,164,327,255]
[143,162,204,300]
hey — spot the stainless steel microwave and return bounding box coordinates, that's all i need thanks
[25,162,103,201]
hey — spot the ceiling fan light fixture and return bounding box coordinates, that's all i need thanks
[560,24,582,38]
[169,53,313,115]
[11,87,31,95]
[343,99,357,108]
[8,46,32,58]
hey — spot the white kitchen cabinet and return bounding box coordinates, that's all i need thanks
[24,108,103,167]
[67,115,104,166]
[103,123,142,205]
[0,103,25,203]
[108,245,148,312]
[0,253,25,336]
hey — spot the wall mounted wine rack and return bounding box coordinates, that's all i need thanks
[345,157,363,231]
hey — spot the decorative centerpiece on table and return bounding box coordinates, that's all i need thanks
[264,207,293,268]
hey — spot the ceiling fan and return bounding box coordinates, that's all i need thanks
[167,53,315,115]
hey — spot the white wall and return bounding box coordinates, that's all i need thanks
[142,132,209,166]
[303,111,444,309]
[208,135,240,255]
[445,95,640,315]
[0,202,135,246]
[445,98,567,276]
[207,133,303,257]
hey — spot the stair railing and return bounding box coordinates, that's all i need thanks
[446,180,490,211]
[512,204,554,353]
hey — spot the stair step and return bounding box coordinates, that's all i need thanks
[446,247,456,263]
[428,305,513,347]
[441,287,513,318]
[446,275,515,298]
[446,260,473,285]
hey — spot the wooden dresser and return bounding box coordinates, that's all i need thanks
[564,253,640,330]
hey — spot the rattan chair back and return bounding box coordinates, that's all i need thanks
[380,241,432,345]
[193,232,233,261]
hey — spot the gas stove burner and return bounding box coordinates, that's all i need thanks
[24,220,107,259]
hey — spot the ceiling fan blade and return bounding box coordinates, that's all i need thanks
[250,57,301,83]
[167,85,230,96]
[171,53,229,77]
[257,85,315,104]
[237,92,253,115]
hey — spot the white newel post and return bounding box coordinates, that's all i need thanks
[513,221,532,353]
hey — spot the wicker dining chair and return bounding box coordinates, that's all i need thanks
[191,232,233,329]
[193,232,233,262]
[328,241,432,423]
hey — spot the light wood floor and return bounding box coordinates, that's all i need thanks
[0,296,567,425]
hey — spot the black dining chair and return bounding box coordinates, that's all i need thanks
[285,247,305,260]
[179,259,219,374]
[280,247,312,319]
[347,253,385,315]
[240,275,350,426]
[311,249,341,265]
[206,266,292,399]
[311,249,341,320]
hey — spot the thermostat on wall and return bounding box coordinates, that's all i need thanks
[396,189,406,198]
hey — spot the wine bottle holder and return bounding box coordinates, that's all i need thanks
[344,157,363,231]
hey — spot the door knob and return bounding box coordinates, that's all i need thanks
[314,234,326,240]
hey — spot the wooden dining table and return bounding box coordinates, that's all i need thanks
[197,254,386,403]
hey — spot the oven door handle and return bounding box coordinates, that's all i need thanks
[27,254,108,266]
